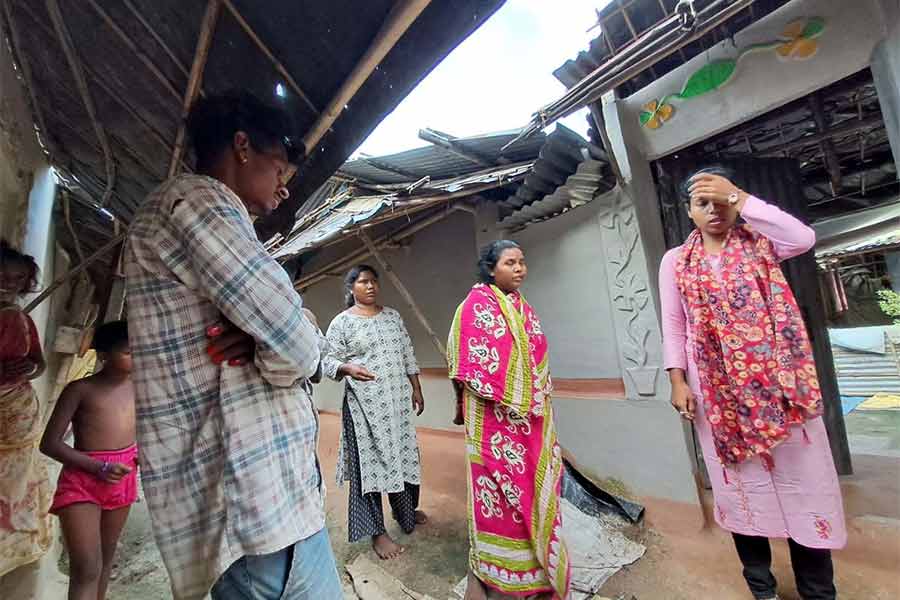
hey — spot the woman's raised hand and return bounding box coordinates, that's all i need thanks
[689,173,747,208]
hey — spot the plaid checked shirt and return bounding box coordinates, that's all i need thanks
[124,174,325,600]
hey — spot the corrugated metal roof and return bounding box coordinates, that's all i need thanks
[496,123,613,229]
[832,344,900,396]
[272,161,532,258]
[815,200,900,259]
[340,129,548,184]
[499,158,611,229]
[818,230,900,260]
[552,0,791,96]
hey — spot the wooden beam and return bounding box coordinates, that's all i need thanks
[359,230,447,359]
[301,0,432,156]
[169,0,222,177]
[1,0,52,157]
[418,128,496,167]
[25,232,126,314]
[46,0,116,206]
[84,0,183,102]
[220,0,318,116]
[761,115,882,157]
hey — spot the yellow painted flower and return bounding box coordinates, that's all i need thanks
[639,99,674,129]
[776,18,824,60]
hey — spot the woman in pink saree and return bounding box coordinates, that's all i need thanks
[448,240,570,600]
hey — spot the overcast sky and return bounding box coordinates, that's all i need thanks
[355,0,613,157]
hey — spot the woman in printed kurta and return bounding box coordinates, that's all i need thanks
[323,265,426,560]
[659,168,845,600]
[448,240,570,600]
[0,241,52,578]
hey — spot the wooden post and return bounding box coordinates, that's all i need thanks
[358,230,447,360]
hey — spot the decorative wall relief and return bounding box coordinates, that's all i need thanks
[598,190,659,397]
[639,17,826,130]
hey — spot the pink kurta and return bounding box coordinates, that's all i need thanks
[659,196,847,549]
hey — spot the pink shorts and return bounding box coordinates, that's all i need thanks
[50,444,139,514]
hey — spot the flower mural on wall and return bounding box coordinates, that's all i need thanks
[639,17,826,130]
[775,17,825,60]
[639,99,674,129]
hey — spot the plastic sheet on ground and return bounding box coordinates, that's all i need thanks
[453,499,645,600]
[828,327,887,354]
[345,554,437,600]
[561,462,644,524]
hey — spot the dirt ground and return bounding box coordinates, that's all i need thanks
[96,412,900,599]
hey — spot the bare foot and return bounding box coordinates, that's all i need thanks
[463,572,488,600]
[372,533,404,560]
[414,510,428,525]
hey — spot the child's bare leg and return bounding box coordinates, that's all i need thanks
[97,506,131,600]
[59,503,103,600]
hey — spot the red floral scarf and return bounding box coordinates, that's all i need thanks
[676,225,823,466]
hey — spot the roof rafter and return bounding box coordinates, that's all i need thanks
[221,0,318,116]
[15,0,189,172]
[46,0,116,206]
[301,0,433,159]
[84,0,183,102]
[121,0,193,83]
[169,0,222,177]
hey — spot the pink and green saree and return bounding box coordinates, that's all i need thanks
[448,284,571,599]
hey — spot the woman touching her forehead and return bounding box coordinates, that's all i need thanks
[659,166,845,600]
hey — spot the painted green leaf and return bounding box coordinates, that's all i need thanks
[802,17,825,39]
[677,60,737,99]
[639,111,654,126]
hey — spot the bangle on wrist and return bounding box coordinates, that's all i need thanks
[98,461,111,477]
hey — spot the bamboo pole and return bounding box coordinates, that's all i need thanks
[1,0,52,158]
[25,233,126,314]
[169,0,222,177]
[301,0,432,155]
[46,0,116,206]
[359,230,447,359]
[84,0,183,102]
[221,0,318,116]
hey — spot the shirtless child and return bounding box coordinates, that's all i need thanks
[40,321,136,600]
